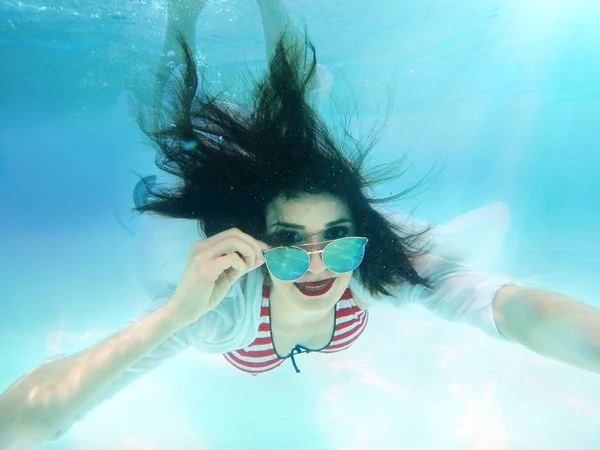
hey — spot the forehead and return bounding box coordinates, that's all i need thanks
[265,193,352,229]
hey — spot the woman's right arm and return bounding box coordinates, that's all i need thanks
[0,228,268,447]
[0,300,191,445]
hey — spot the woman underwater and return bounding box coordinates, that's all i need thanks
[2,0,600,446]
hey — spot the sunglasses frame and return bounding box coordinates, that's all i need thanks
[262,236,369,281]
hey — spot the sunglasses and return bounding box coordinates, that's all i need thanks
[262,237,369,281]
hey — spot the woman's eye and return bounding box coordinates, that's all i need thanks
[270,230,304,246]
[285,232,304,244]
[325,226,350,240]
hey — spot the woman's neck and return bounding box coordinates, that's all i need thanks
[269,286,336,333]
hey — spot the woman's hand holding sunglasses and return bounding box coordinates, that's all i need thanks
[168,228,269,324]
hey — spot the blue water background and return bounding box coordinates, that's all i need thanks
[1,1,600,449]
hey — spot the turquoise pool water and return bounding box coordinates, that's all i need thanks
[1,1,600,448]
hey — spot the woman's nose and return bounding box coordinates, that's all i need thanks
[306,251,327,273]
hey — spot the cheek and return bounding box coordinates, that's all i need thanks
[336,272,353,287]
[268,275,295,291]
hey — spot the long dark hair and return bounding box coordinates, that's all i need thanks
[135,35,431,299]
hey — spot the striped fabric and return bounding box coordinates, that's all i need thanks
[224,283,369,375]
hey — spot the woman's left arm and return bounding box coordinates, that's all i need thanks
[494,286,600,374]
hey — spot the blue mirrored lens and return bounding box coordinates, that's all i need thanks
[323,237,367,272]
[263,247,309,281]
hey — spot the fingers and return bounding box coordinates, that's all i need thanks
[213,252,249,280]
[205,228,269,265]
[216,238,258,268]
[189,228,269,277]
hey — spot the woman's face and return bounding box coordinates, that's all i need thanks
[264,192,356,310]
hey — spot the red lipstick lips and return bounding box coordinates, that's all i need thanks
[294,278,336,296]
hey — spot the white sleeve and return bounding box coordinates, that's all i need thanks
[350,202,520,338]
[403,253,518,338]
[402,202,519,337]
[350,253,518,339]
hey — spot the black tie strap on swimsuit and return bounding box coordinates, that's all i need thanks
[288,344,311,373]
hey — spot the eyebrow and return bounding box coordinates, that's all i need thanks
[271,218,352,229]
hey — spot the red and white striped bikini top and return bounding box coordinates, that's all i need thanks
[224,283,369,375]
